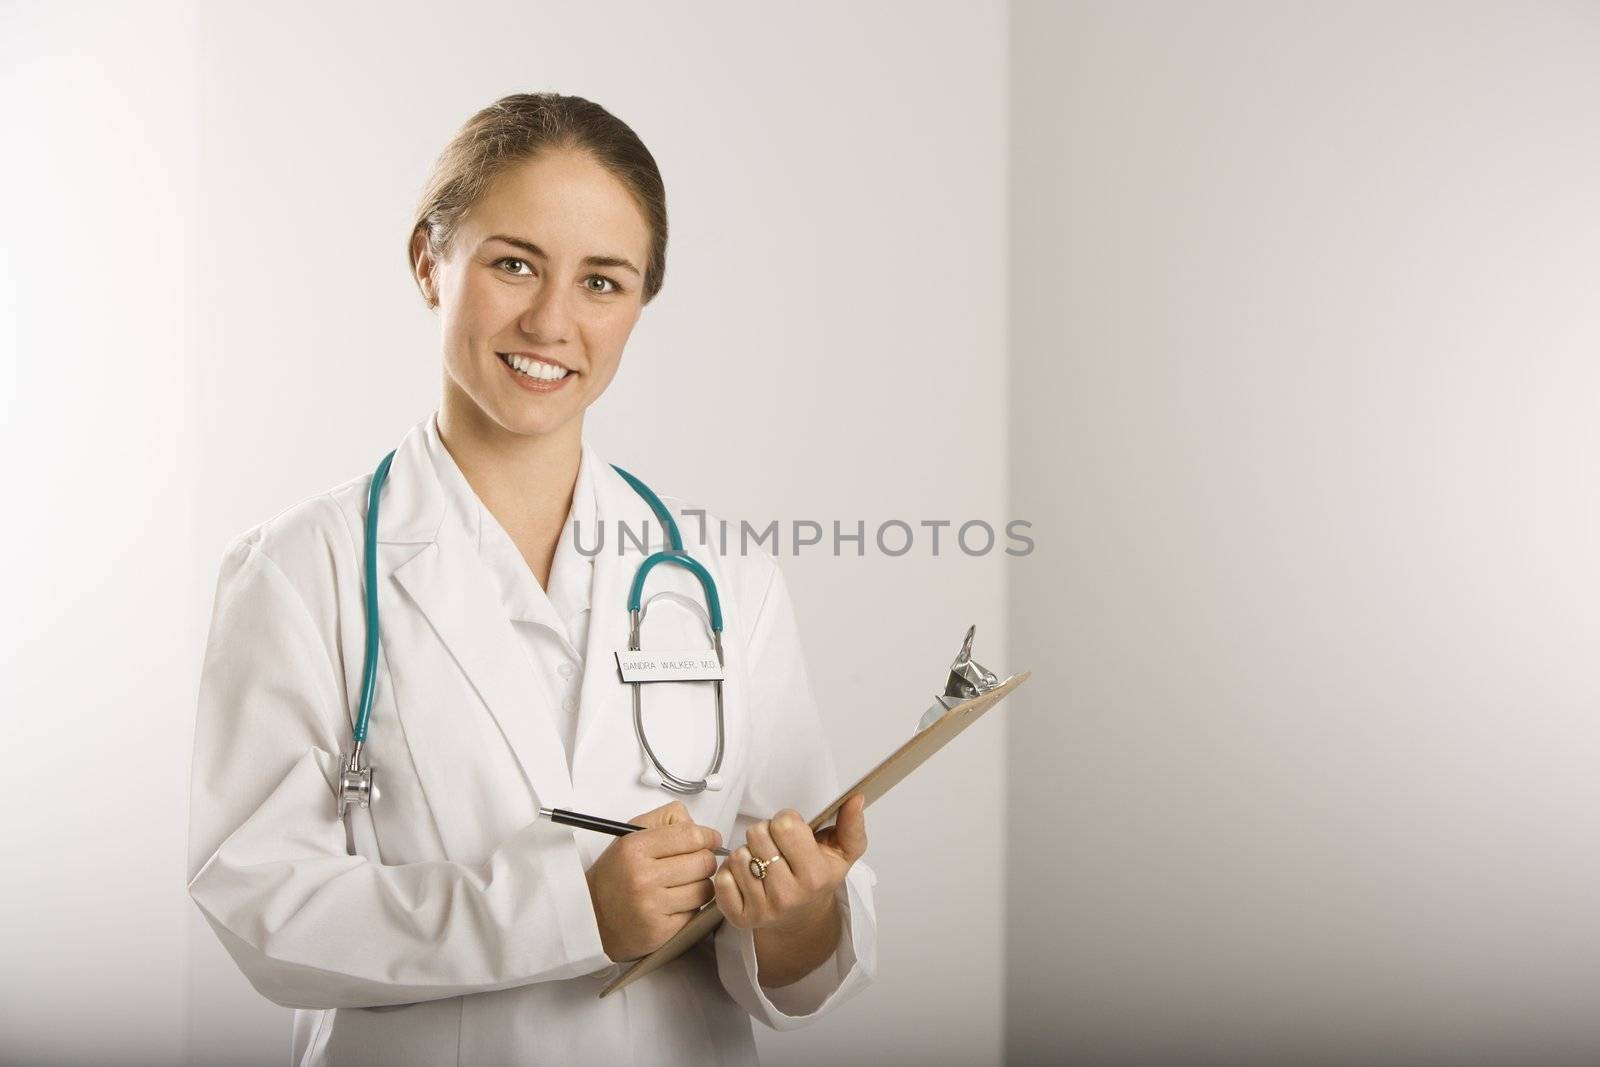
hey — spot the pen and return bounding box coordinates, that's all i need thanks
[537,806,732,858]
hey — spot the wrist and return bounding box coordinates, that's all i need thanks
[584,866,614,960]
[755,892,841,988]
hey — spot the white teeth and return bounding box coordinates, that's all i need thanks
[502,353,570,381]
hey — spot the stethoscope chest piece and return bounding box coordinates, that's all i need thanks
[337,755,376,817]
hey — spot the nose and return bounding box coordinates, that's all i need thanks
[518,273,575,342]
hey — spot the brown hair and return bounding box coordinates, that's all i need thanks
[409,92,668,306]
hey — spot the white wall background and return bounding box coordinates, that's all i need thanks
[3,1,1008,1065]
[2,2,199,1064]
[1009,2,1600,1064]
[10,2,1600,1065]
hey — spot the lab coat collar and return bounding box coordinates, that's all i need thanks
[373,413,670,556]
[371,412,675,826]
[417,412,596,648]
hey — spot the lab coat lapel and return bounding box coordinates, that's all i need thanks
[392,524,576,810]
[376,420,576,859]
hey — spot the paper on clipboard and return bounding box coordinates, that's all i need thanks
[598,668,1031,998]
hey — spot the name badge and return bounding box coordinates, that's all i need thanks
[615,650,725,683]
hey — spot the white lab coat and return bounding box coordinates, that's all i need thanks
[186,413,879,1066]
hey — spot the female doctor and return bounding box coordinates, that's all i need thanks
[186,92,878,1066]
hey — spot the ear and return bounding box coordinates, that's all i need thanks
[410,226,439,309]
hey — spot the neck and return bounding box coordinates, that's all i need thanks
[436,384,582,537]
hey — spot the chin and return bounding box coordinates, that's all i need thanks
[490,400,579,439]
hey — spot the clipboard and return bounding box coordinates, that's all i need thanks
[598,637,1030,998]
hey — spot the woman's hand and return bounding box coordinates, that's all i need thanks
[584,800,723,963]
[714,793,868,932]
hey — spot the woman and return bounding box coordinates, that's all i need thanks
[187,92,878,1066]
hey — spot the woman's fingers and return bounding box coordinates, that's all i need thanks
[727,843,769,921]
[630,799,691,828]
[705,802,872,930]
[657,845,719,888]
[746,819,802,904]
[714,856,746,924]
[663,878,714,915]
[768,808,829,893]
[817,793,869,864]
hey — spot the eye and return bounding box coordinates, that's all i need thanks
[585,275,622,295]
[494,257,533,276]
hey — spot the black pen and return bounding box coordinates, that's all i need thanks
[537,806,731,858]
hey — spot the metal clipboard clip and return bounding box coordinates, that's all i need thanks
[917,624,1003,733]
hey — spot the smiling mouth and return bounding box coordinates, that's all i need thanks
[498,351,573,381]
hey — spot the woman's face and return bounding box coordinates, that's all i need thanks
[416,148,652,440]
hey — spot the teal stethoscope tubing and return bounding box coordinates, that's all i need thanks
[344,447,726,803]
[609,464,724,631]
[353,450,396,747]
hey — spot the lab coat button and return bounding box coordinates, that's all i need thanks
[557,662,575,680]
[562,696,577,713]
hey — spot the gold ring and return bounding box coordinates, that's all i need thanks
[750,853,784,880]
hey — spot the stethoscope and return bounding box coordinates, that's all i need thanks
[338,447,727,817]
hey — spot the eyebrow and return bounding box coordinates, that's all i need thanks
[484,234,642,277]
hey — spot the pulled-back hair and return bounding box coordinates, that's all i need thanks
[410,92,668,305]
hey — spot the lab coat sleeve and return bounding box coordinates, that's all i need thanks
[713,560,880,1030]
[186,536,611,1010]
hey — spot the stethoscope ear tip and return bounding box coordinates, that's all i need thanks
[637,768,724,792]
